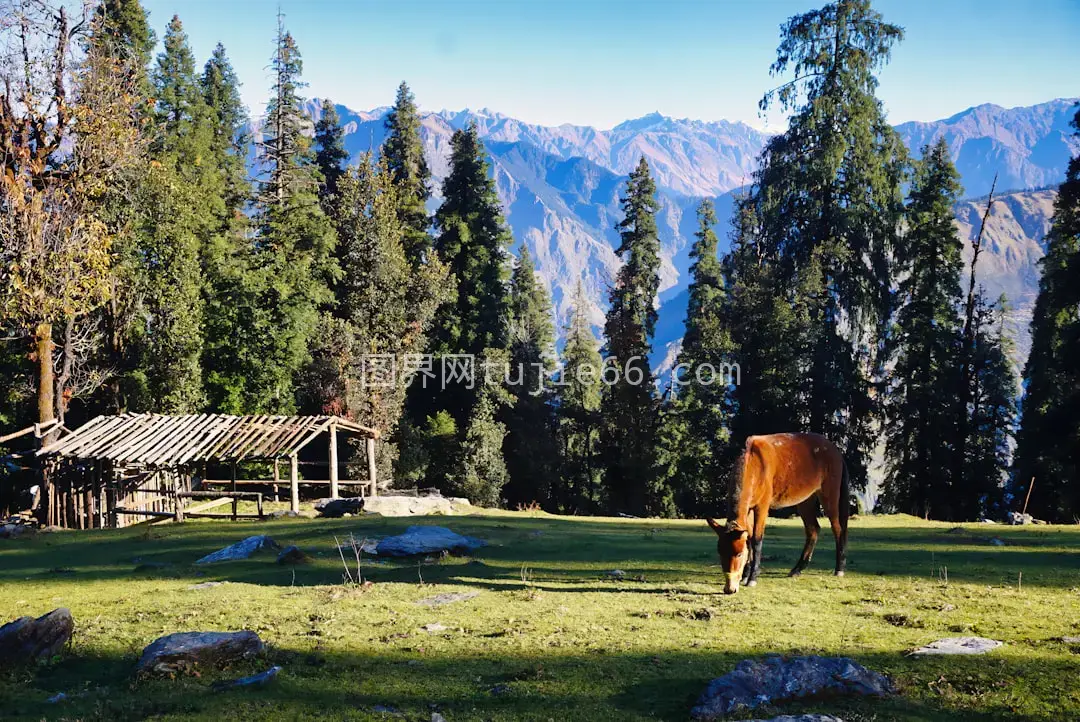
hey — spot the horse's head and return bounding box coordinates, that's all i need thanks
[707,517,749,594]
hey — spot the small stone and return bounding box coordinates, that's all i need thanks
[276,545,311,565]
[414,587,479,604]
[431,713,447,722]
[212,665,282,690]
[606,569,626,580]
[748,716,845,722]
[910,637,1003,655]
[421,623,447,633]
[0,608,74,666]
[187,581,224,591]
[46,692,67,704]
[372,703,402,715]
[195,535,278,564]
[1061,636,1080,644]
[136,630,264,676]
[989,537,1006,546]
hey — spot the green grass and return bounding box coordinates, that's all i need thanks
[1,509,1079,720]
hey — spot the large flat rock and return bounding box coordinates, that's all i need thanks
[195,535,278,564]
[0,608,74,666]
[691,655,892,719]
[910,637,1003,655]
[375,526,486,557]
[136,630,264,676]
[363,495,471,517]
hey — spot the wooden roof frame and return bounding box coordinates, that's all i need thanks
[36,413,378,468]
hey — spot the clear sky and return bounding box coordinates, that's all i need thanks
[138,0,1079,130]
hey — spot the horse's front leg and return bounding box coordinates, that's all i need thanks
[745,506,769,587]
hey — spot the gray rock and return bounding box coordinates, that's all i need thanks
[363,495,470,517]
[989,537,1006,546]
[276,545,310,565]
[212,665,282,690]
[910,637,1003,655]
[0,608,74,666]
[314,497,364,518]
[1061,636,1080,644]
[690,655,892,719]
[748,717,845,722]
[421,622,448,633]
[416,591,480,607]
[195,535,278,564]
[375,526,485,557]
[136,630,264,676]
[187,581,225,591]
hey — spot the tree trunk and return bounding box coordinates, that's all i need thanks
[34,322,55,428]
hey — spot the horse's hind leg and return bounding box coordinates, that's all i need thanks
[789,498,820,577]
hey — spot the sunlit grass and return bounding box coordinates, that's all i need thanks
[1,510,1078,720]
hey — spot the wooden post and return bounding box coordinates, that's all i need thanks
[289,454,300,513]
[329,423,339,500]
[272,459,280,502]
[366,436,377,498]
[230,462,238,521]
[256,492,264,520]
[1022,476,1036,516]
[173,470,185,523]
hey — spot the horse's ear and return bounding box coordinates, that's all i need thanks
[705,517,724,537]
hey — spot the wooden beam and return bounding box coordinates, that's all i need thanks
[290,453,300,513]
[366,437,377,498]
[329,423,339,500]
[230,461,238,521]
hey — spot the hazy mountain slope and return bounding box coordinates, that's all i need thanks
[284,99,1072,368]
[895,99,1078,197]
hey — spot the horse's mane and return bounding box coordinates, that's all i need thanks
[725,448,748,521]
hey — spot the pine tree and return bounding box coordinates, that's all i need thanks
[200,43,250,216]
[206,17,336,414]
[556,282,604,512]
[456,385,509,507]
[300,155,450,478]
[382,82,432,265]
[314,98,348,206]
[965,294,1019,517]
[502,245,559,509]
[1015,109,1080,521]
[657,199,733,517]
[751,0,907,490]
[93,0,155,90]
[882,139,965,517]
[600,157,668,517]
[720,195,806,448]
[404,124,511,495]
[112,14,211,413]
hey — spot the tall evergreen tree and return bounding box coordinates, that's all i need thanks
[403,124,510,496]
[314,98,348,206]
[749,0,907,490]
[1015,106,1080,522]
[502,245,559,508]
[382,82,432,265]
[300,155,450,478]
[110,14,211,413]
[200,43,250,216]
[882,139,966,517]
[556,282,605,512]
[965,294,1019,517]
[657,199,734,517]
[93,0,155,89]
[720,195,806,447]
[206,17,336,413]
[600,157,668,517]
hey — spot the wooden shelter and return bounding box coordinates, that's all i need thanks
[29,413,378,529]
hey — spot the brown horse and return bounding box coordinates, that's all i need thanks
[706,432,849,594]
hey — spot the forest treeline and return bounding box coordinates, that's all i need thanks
[2,0,1077,522]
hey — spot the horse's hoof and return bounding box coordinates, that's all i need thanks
[788,571,802,578]
[834,571,845,577]
[746,580,757,587]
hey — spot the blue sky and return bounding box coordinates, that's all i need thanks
[139,0,1078,129]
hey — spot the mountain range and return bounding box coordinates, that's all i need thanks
[282,97,1078,368]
